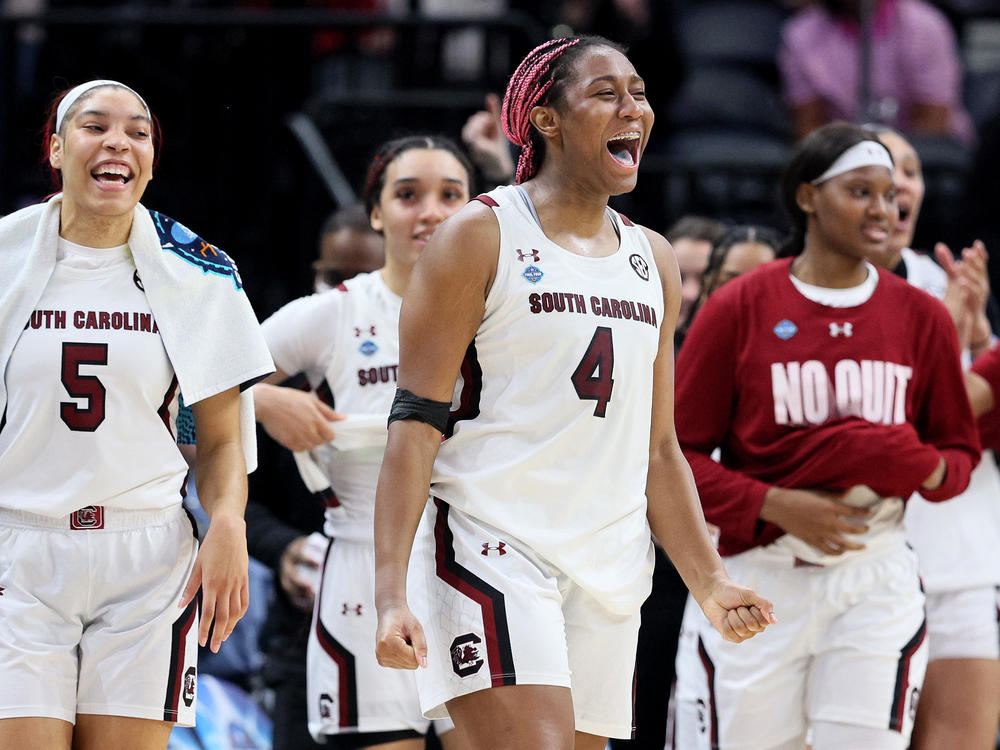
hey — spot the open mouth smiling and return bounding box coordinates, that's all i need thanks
[91,163,133,185]
[607,132,641,168]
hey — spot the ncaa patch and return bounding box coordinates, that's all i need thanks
[359,340,378,356]
[523,265,544,284]
[150,211,244,290]
[774,319,798,340]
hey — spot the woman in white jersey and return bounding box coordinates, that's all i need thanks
[670,122,981,750]
[254,135,473,749]
[372,35,775,749]
[0,82,273,750]
[868,127,1000,750]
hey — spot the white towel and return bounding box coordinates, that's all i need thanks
[292,413,389,493]
[0,195,274,471]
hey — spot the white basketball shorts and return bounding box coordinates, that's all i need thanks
[306,534,454,741]
[0,504,199,725]
[410,498,642,740]
[672,540,927,750]
[924,585,1000,661]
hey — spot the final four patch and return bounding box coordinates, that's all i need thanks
[774,319,798,340]
[523,265,543,284]
[150,211,244,290]
[359,340,378,356]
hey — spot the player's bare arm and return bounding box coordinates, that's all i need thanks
[373,202,499,667]
[641,227,775,642]
[254,367,343,452]
[182,385,249,653]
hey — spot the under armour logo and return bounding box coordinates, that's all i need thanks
[341,602,363,616]
[354,325,377,337]
[517,249,540,262]
[482,542,506,556]
[829,322,853,337]
[0,587,4,596]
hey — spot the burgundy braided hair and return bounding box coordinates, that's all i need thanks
[500,35,625,184]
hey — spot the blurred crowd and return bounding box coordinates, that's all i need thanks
[2,1,1000,748]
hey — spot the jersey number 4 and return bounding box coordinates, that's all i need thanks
[60,342,108,431]
[572,327,614,418]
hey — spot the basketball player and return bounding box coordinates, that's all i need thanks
[372,36,775,750]
[866,127,1000,750]
[254,135,473,749]
[0,81,273,750]
[670,122,981,750]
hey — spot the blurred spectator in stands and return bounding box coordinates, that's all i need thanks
[779,0,974,143]
[664,216,727,338]
[247,204,382,750]
[461,93,516,189]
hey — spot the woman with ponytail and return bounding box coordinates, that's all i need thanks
[372,35,774,749]
[670,121,980,750]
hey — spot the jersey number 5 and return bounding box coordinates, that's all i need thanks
[572,327,614,418]
[60,342,108,431]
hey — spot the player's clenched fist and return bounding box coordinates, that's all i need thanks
[375,603,428,670]
[699,581,777,643]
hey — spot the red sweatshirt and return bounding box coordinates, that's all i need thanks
[971,340,1000,450]
[676,259,980,556]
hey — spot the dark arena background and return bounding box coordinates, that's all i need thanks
[3,2,999,319]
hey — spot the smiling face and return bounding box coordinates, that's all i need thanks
[540,45,654,194]
[879,130,924,257]
[368,147,470,270]
[49,85,154,226]
[800,164,898,263]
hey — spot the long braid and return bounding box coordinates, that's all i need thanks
[501,38,582,184]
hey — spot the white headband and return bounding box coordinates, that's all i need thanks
[55,80,150,133]
[810,140,894,185]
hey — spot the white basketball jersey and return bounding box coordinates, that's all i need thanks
[431,185,662,614]
[262,271,401,541]
[0,239,187,516]
[900,248,1000,589]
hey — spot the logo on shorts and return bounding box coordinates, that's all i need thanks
[909,686,920,721]
[629,253,650,281]
[70,505,104,530]
[481,541,506,556]
[319,693,334,719]
[450,634,484,677]
[182,666,197,707]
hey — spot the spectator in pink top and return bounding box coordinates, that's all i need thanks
[780,0,974,143]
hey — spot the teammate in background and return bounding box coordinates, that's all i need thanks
[867,127,1000,750]
[664,215,726,338]
[312,204,385,293]
[246,201,384,750]
[623,222,782,750]
[373,36,774,750]
[0,81,273,750]
[254,135,473,749]
[675,224,782,347]
[671,122,980,750]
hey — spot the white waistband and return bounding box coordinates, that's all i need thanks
[0,503,190,531]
